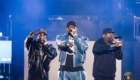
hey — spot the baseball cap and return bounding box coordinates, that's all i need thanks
[102,28,116,34]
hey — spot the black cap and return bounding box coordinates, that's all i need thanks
[37,29,47,35]
[102,28,116,34]
[66,21,77,28]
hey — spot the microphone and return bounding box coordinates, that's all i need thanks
[41,36,45,43]
[114,36,123,39]
[41,40,45,43]
[70,28,76,33]
[70,28,73,32]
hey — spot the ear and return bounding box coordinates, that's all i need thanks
[36,35,39,39]
[75,27,77,30]
[103,34,105,37]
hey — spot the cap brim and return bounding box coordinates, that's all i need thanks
[37,30,47,35]
[109,31,116,34]
[67,24,76,26]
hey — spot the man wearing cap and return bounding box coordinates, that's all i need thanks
[56,21,89,80]
[92,28,123,80]
[25,29,57,80]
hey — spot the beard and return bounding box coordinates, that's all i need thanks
[106,37,112,43]
[38,38,45,43]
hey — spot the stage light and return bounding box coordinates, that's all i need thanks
[118,3,121,9]
[0,32,2,36]
[9,15,12,17]
[57,17,63,20]
[134,16,136,18]
[0,75,4,79]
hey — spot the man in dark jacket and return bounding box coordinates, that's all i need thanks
[25,29,57,80]
[92,28,123,80]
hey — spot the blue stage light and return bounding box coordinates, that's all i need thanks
[0,75,4,79]
[0,32,2,36]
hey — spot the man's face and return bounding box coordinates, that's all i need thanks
[103,33,113,43]
[37,32,46,42]
[67,25,76,33]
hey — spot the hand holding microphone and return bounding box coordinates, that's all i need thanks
[113,36,123,47]
[115,40,123,47]
[67,28,77,47]
[70,28,77,37]
[110,36,123,48]
[113,36,123,43]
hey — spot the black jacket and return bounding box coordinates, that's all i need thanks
[92,38,123,78]
[25,37,57,75]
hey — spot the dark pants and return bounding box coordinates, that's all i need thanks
[94,77,114,80]
[28,69,48,80]
[28,74,48,80]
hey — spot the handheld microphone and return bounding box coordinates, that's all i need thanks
[41,40,45,43]
[41,36,45,43]
[114,36,123,39]
[70,28,76,33]
[70,28,73,32]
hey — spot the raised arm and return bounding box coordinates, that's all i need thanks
[25,31,35,51]
[74,35,89,52]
